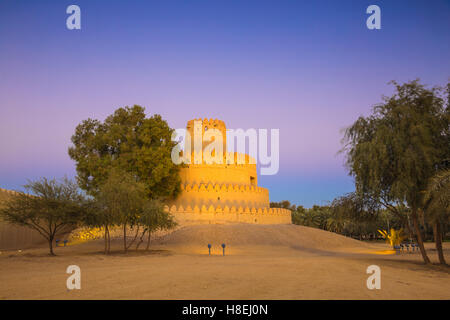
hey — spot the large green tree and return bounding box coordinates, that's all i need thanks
[68,105,181,200]
[343,80,449,264]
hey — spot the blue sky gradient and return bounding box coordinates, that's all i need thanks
[0,0,449,207]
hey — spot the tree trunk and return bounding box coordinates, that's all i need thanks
[145,232,151,251]
[107,226,111,254]
[123,223,127,253]
[126,226,140,250]
[104,225,111,254]
[411,208,431,264]
[136,229,148,251]
[48,236,55,256]
[433,221,446,265]
[404,215,414,240]
[104,225,108,254]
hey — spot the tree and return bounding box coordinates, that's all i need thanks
[0,178,86,255]
[291,205,329,229]
[310,205,333,230]
[424,169,450,264]
[343,80,448,264]
[136,200,177,251]
[327,193,382,239]
[291,205,306,225]
[82,198,113,254]
[95,168,147,253]
[270,200,296,211]
[68,105,181,201]
[88,168,177,254]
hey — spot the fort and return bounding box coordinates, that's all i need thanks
[167,118,291,225]
[0,119,291,251]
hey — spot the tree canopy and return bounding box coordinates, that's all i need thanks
[68,105,181,201]
[83,168,177,254]
[342,80,449,263]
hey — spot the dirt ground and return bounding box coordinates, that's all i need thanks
[0,224,449,299]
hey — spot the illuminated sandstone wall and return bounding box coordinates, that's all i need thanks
[179,158,258,186]
[164,205,292,225]
[0,188,47,250]
[175,182,269,209]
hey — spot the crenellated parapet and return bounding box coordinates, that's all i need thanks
[181,183,268,194]
[185,151,257,166]
[166,204,289,215]
[0,188,19,196]
[164,204,292,225]
[188,118,226,129]
[172,181,269,211]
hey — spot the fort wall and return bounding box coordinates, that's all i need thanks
[164,204,291,225]
[173,182,268,209]
[0,188,48,250]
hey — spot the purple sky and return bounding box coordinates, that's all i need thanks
[0,0,449,207]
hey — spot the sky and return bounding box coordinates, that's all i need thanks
[0,0,449,207]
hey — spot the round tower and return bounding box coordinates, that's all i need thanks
[169,119,291,225]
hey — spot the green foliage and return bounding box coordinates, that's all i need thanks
[343,80,448,209]
[290,193,409,240]
[280,81,449,251]
[84,168,176,253]
[424,169,450,224]
[137,199,177,251]
[0,177,87,255]
[291,205,331,229]
[139,199,176,234]
[270,200,296,210]
[342,79,449,262]
[68,105,181,201]
[96,167,147,228]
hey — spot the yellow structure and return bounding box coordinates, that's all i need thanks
[168,118,291,225]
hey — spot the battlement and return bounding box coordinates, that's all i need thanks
[165,204,290,215]
[184,151,256,165]
[0,188,19,196]
[164,204,292,225]
[187,118,226,129]
[181,183,268,194]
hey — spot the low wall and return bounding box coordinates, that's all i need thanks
[0,221,48,250]
[165,204,291,225]
[0,188,48,250]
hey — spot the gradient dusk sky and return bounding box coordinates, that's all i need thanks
[0,0,449,207]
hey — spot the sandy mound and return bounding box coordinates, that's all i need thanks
[153,223,374,253]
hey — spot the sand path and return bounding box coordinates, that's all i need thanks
[0,224,449,299]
